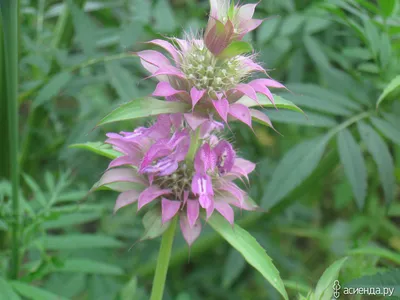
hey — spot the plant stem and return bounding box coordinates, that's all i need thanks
[149,217,178,300]
[185,128,201,164]
[1,0,20,279]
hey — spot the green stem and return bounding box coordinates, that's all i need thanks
[1,0,20,279]
[149,217,178,300]
[185,128,201,164]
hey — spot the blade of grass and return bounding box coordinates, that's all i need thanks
[0,0,20,279]
[0,17,9,179]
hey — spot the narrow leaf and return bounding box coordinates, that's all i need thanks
[237,93,303,114]
[358,122,395,205]
[106,61,138,102]
[370,117,400,146]
[337,129,367,209]
[348,246,400,265]
[39,234,123,249]
[33,72,72,108]
[262,136,328,209]
[0,278,21,300]
[223,249,246,288]
[58,259,124,275]
[11,281,67,300]
[314,257,347,300]
[208,214,288,300]
[70,142,122,159]
[376,75,400,108]
[97,98,190,126]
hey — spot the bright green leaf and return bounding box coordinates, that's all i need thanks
[97,98,190,126]
[70,142,122,159]
[358,122,395,205]
[218,41,253,59]
[237,93,303,114]
[39,234,123,249]
[378,0,397,17]
[348,246,400,265]
[11,281,67,300]
[266,110,337,128]
[376,75,400,108]
[208,214,289,300]
[314,257,347,300]
[337,129,367,209]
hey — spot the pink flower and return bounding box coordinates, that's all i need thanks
[136,13,285,130]
[205,0,263,53]
[97,114,257,246]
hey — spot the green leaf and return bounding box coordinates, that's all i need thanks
[358,122,395,205]
[218,41,253,59]
[141,207,171,240]
[303,35,330,69]
[348,246,400,265]
[208,214,288,300]
[153,0,176,32]
[237,93,303,114]
[223,249,246,288]
[43,212,102,229]
[39,234,123,249]
[346,269,400,296]
[106,61,138,102]
[280,14,305,36]
[363,18,380,58]
[120,277,138,300]
[266,110,337,128]
[262,136,328,209]
[33,72,72,108]
[97,98,190,126]
[58,259,124,275]
[371,117,400,146]
[337,129,367,209]
[314,257,347,300]
[257,18,280,44]
[376,75,400,107]
[378,0,397,17]
[70,142,122,159]
[11,281,67,300]
[0,278,21,300]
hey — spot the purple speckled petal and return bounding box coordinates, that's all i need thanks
[251,78,285,89]
[98,168,147,187]
[218,181,245,205]
[194,144,217,173]
[184,113,208,130]
[213,140,236,173]
[138,186,171,210]
[147,39,180,63]
[108,156,136,169]
[215,201,234,225]
[152,82,188,97]
[180,214,202,246]
[186,199,199,228]
[114,190,140,213]
[232,83,258,101]
[249,81,275,106]
[229,103,253,128]
[212,98,229,123]
[136,50,171,68]
[250,109,274,128]
[237,3,257,20]
[161,198,181,223]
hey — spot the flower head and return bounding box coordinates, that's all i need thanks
[97,114,257,246]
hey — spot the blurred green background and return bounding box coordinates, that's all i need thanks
[1,0,400,299]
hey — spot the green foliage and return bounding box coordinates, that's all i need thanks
[1,0,399,299]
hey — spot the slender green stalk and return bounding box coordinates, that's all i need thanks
[149,217,178,300]
[185,128,201,164]
[1,0,20,279]
[0,16,9,179]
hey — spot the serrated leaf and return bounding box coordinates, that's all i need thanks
[0,278,21,300]
[262,136,328,209]
[223,249,246,288]
[208,214,288,300]
[39,234,123,249]
[33,72,72,107]
[314,257,347,300]
[11,281,67,300]
[358,122,395,205]
[345,269,400,296]
[237,93,303,114]
[70,142,122,159]
[97,98,190,126]
[376,75,400,108]
[218,41,253,59]
[371,117,400,146]
[141,208,171,240]
[58,259,124,275]
[337,129,367,209]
